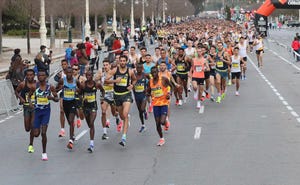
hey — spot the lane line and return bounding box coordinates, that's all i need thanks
[248,56,300,124]
[291,111,299,117]
[194,127,202,140]
[75,129,88,141]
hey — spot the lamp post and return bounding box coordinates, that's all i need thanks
[112,0,117,33]
[130,0,135,37]
[142,0,146,26]
[162,0,166,23]
[39,0,47,46]
[85,0,91,37]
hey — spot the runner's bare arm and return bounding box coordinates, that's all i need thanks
[49,85,59,102]
[15,82,25,103]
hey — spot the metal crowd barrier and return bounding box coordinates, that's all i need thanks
[0,79,20,115]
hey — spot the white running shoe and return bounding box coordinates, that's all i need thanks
[196,101,201,109]
[235,91,240,96]
[42,153,48,161]
[178,100,183,106]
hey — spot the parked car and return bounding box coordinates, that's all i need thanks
[286,20,300,27]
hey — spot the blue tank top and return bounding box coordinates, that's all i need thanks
[158,57,172,71]
[62,77,76,101]
[35,83,51,109]
[143,63,155,74]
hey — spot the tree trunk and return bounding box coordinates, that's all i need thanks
[50,14,55,49]
[0,8,3,55]
[27,3,32,54]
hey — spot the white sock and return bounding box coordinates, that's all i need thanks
[103,128,107,134]
[61,128,65,131]
[90,140,94,146]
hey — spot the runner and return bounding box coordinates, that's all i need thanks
[147,66,171,146]
[105,55,137,147]
[237,36,248,80]
[29,70,59,161]
[95,59,120,140]
[215,41,230,103]
[79,70,104,152]
[174,48,191,105]
[231,47,245,96]
[133,63,148,132]
[207,45,217,101]
[56,67,80,150]
[15,69,36,153]
[191,46,209,108]
[253,34,264,68]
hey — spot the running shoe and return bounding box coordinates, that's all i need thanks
[196,101,201,109]
[227,80,232,86]
[144,111,148,120]
[58,129,65,137]
[28,145,34,153]
[67,140,73,149]
[119,138,126,147]
[200,96,205,102]
[188,87,191,92]
[175,100,179,106]
[243,75,246,80]
[117,120,123,132]
[76,119,81,128]
[41,153,48,161]
[221,92,226,100]
[157,138,165,146]
[235,91,240,96]
[102,133,109,140]
[178,100,183,106]
[205,92,211,99]
[216,96,221,103]
[87,145,94,153]
[210,96,215,102]
[139,125,146,133]
[105,120,110,128]
[164,120,170,131]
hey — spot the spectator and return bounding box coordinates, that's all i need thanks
[34,53,49,76]
[291,37,300,62]
[112,35,122,55]
[65,44,73,65]
[70,50,78,67]
[76,43,89,75]
[6,55,26,90]
[84,36,94,60]
[11,48,21,65]
[100,29,105,44]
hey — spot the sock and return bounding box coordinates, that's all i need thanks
[61,128,65,131]
[90,140,94,147]
[103,128,107,134]
[122,134,126,140]
[106,119,109,122]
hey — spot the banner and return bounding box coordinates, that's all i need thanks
[271,0,300,8]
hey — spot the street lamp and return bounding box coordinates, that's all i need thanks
[112,0,117,33]
[130,0,135,37]
[85,0,91,37]
[39,0,47,46]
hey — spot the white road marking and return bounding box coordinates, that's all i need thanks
[75,129,88,141]
[291,111,299,117]
[194,127,202,140]
[0,120,5,123]
[282,101,288,106]
[199,105,205,114]
[248,57,300,125]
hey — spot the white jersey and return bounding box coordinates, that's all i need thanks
[185,47,195,58]
[255,39,264,51]
[231,55,241,73]
[238,41,247,57]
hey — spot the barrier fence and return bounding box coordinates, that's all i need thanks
[0,79,20,116]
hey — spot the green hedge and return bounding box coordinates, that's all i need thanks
[6,29,27,36]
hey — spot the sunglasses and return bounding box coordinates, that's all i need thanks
[72,68,78,71]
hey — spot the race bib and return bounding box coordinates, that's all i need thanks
[84,93,96,103]
[135,85,145,93]
[64,89,75,99]
[25,93,35,103]
[37,96,49,105]
[116,78,127,87]
[216,61,223,68]
[153,88,163,98]
[177,65,185,71]
[103,85,113,92]
[195,66,202,72]
[232,63,239,68]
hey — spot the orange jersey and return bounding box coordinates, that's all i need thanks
[149,77,169,106]
[192,57,205,78]
[159,71,171,81]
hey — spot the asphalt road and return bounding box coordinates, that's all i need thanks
[1,31,300,185]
